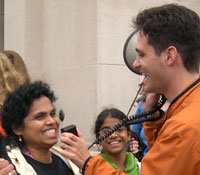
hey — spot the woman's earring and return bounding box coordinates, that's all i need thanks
[19,135,22,142]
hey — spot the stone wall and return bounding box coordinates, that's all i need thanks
[4,0,200,143]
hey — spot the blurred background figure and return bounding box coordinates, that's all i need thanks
[0,52,30,136]
[2,50,31,84]
[0,50,31,174]
[131,102,149,161]
[0,50,31,136]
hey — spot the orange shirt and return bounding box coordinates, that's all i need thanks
[142,78,200,175]
[85,155,128,175]
[85,78,200,175]
[0,118,6,136]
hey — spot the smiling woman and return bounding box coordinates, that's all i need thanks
[1,81,76,175]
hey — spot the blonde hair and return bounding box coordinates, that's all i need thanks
[0,53,26,110]
[2,50,31,83]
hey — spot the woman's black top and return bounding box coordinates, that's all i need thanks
[23,153,74,175]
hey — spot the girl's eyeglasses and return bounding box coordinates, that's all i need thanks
[99,127,127,136]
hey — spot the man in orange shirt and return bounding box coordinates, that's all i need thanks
[132,4,200,174]
[60,4,200,175]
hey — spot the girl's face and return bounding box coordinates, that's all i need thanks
[99,116,130,156]
[14,96,60,150]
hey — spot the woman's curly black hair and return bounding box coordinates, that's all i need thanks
[1,80,57,148]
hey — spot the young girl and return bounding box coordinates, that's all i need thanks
[94,108,139,175]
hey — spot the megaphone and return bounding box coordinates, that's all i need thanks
[123,31,141,75]
[123,31,147,108]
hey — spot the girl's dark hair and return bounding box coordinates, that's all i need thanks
[2,81,56,148]
[94,108,130,138]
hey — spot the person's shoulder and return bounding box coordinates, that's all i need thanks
[51,152,63,161]
[50,146,80,175]
[51,153,75,175]
[159,117,200,151]
[50,147,70,166]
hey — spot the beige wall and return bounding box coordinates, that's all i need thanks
[4,0,200,144]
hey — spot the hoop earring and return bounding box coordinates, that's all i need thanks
[19,135,22,142]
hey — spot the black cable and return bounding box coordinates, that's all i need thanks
[126,76,146,116]
[88,95,166,149]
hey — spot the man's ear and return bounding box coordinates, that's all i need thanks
[165,46,178,65]
[12,125,23,136]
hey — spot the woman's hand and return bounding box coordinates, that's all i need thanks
[59,129,92,169]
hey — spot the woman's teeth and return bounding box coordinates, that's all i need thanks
[43,129,56,135]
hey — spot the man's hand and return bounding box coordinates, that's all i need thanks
[138,80,161,112]
[142,93,160,112]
